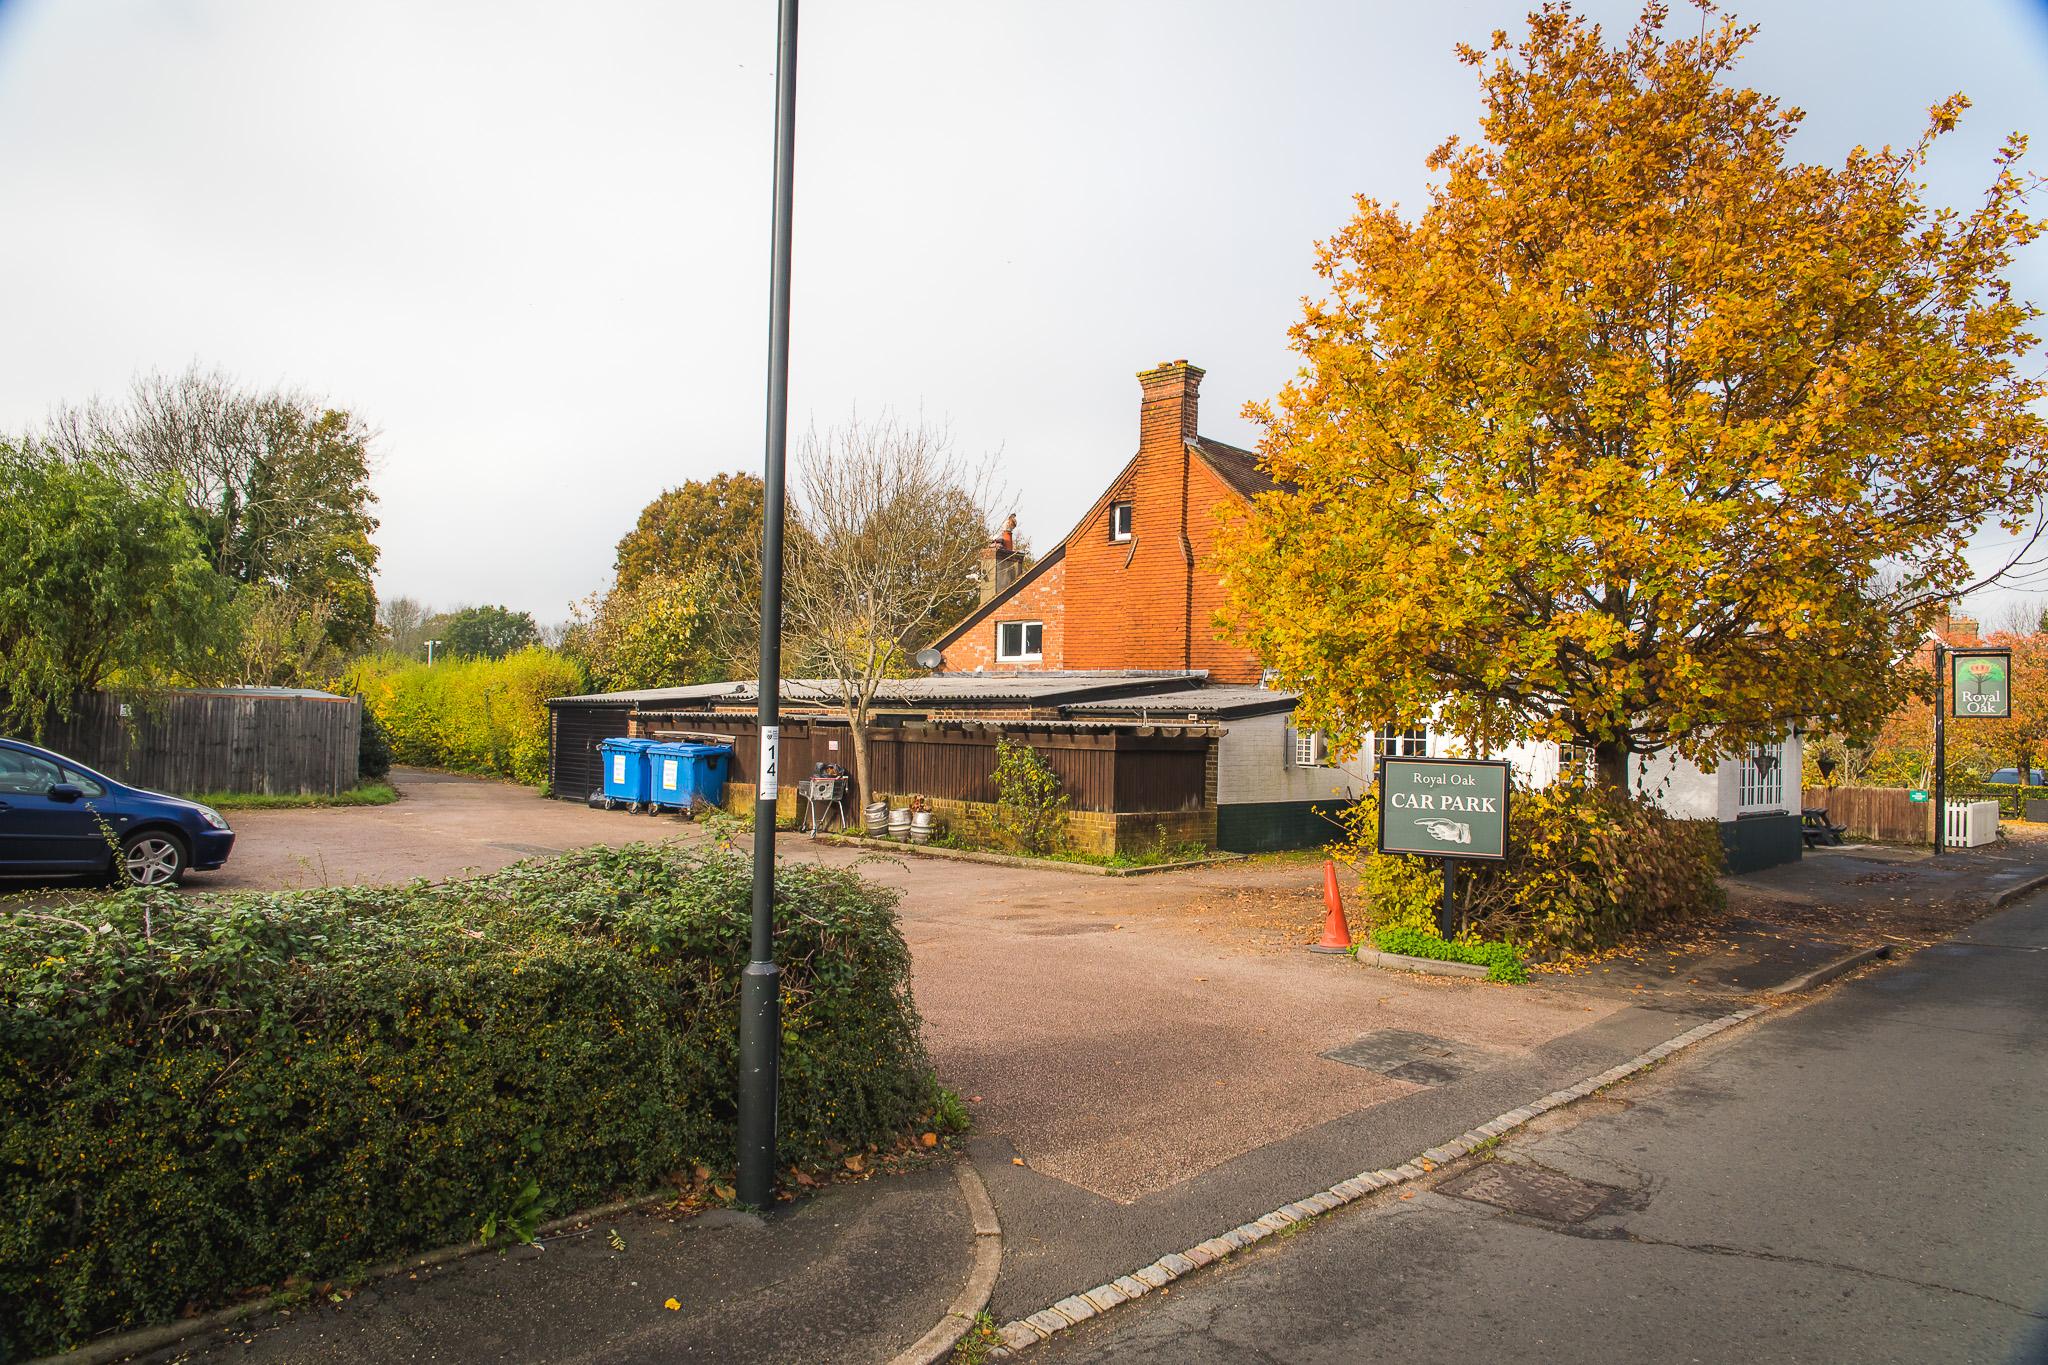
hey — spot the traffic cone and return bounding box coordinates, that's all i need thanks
[1309,859,1353,954]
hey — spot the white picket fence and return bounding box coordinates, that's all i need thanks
[1944,799,2000,849]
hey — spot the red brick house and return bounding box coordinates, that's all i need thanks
[931,360,1277,681]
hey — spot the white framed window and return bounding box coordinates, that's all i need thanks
[1373,727,1428,758]
[1109,501,1134,542]
[1293,727,1327,767]
[1739,741,1785,811]
[996,620,1043,662]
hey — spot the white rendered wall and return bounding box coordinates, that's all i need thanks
[1215,712,1374,805]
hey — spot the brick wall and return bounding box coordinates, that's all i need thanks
[870,790,1216,858]
[1060,362,1265,684]
[938,557,1066,672]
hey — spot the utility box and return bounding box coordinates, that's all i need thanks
[598,738,655,810]
[648,742,733,813]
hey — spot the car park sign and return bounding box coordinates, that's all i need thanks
[1377,757,1511,861]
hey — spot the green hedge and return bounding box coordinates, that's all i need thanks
[343,647,585,788]
[0,844,932,1358]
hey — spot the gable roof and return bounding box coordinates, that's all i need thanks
[929,434,1288,652]
[1189,436,1284,500]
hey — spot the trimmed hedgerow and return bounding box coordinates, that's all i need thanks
[0,844,931,1359]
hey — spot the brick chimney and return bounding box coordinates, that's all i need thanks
[978,513,1024,605]
[1137,359,1203,451]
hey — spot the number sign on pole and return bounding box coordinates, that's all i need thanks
[1949,649,2012,719]
[1377,756,1512,939]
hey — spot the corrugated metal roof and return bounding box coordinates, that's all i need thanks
[1061,685,1299,719]
[549,671,1207,708]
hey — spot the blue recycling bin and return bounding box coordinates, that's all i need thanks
[598,737,655,810]
[647,741,733,813]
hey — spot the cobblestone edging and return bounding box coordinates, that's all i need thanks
[987,1004,1771,1357]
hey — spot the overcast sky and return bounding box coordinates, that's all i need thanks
[2,0,2045,629]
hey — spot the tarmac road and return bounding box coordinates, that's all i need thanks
[1033,895,2048,1364]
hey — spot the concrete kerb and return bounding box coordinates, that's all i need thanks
[985,1003,1773,1357]
[885,1157,1005,1365]
[1354,946,1491,979]
[1767,943,1894,996]
[1991,869,2048,908]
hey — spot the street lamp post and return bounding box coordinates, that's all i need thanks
[738,0,799,1210]
[426,639,442,665]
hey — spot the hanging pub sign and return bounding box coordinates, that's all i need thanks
[1950,649,2012,719]
[1376,756,1511,861]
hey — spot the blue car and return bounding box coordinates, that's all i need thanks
[0,737,235,886]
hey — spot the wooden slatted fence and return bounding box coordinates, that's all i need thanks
[32,690,362,796]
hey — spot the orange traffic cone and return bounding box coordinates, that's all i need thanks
[1309,859,1353,954]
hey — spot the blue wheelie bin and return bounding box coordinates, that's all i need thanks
[647,741,734,815]
[598,737,655,811]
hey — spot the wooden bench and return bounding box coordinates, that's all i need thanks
[1801,807,1847,847]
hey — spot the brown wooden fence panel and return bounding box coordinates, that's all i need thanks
[34,691,361,796]
[1816,785,1933,843]
[626,712,1210,813]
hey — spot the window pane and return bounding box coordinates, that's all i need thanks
[1024,623,1042,655]
[62,767,106,797]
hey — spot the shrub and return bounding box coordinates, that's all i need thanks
[356,697,393,781]
[344,647,586,788]
[0,843,932,1358]
[982,739,1070,855]
[1337,782,1725,958]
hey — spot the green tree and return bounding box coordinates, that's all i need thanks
[45,366,382,656]
[1218,4,2048,787]
[614,472,764,589]
[570,573,714,693]
[442,604,539,660]
[611,473,766,679]
[0,444,228,732]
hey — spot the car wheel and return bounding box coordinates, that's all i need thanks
[120,831,188,887]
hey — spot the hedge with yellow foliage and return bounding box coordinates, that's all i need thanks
[344,647,585,789]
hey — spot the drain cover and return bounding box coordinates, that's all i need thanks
[1320,1029,1501,1084]
[1439,1163,1619,1223]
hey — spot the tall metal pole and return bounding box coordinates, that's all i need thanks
[1933,642,1947,857]
[738,0,799,1209]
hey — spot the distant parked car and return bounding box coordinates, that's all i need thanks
[0,737,234,885]
[1986,767,2047,786]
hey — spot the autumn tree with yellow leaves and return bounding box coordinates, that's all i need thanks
[1220,3,2047,789]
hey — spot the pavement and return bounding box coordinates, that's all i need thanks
[1026,894,2048,1364]
[114,771,2048,1361]
[154,1162,973,1365]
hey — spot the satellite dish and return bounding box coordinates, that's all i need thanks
[915,647,944,671]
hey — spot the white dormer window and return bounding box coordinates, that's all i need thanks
[1109,502,1134,542]
[997,621,1043,662]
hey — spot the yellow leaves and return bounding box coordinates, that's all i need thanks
[663,1297,681,1312]
[1219,4,2046,775]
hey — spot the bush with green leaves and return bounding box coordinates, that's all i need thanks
[344,647,585,788]
[983,739,1070,855]
[0,844,933,1358]
[1337,780,1725,958]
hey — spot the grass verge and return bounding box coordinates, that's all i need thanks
[184,782,399,811]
